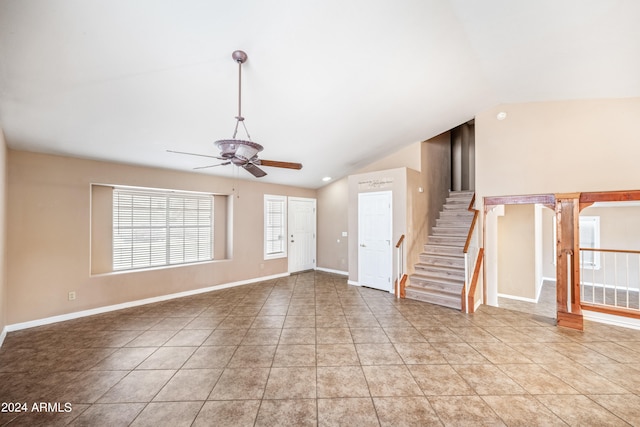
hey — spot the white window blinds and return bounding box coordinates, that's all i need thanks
[113,188,213,271]
[264,195,287,259]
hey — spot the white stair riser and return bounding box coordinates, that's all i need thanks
[419,255,464,267]
[414,268,465,280]
[423,245,462,256]
[446,195,472,200]
[439,211,474,219]
[443,204,470,211]
[432,228,469,237]
[405,289,461,310]
[409,278,463,293]
[434,219,471,233]
[428,236,466,246]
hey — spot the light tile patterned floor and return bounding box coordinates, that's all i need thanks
[1,271,640,426]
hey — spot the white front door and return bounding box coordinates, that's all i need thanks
[288,197,317,273]
[358,191,393,292]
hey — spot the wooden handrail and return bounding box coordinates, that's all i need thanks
[466,248,484,314]
[463,213,479,253]
[580,247,640,255]
[395,234,405,249]
[581,302,640,320]
[467,193,476,212]
[463,193,479,254]
[395,274,408,298]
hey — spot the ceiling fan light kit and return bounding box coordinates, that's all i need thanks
[168,50,302,178]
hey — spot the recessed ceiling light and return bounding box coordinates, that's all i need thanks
[322,177,332,182]
[496,111,507,120]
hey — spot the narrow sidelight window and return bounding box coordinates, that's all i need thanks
[264,195,287,259]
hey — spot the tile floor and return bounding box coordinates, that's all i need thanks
[497,280,557,319]
[1,271,640,426]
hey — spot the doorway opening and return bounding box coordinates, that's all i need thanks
[484,194,557,321]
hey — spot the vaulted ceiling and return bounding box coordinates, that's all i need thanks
[1,0,639,188]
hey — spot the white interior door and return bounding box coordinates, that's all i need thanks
[288,197,317,273]
[358,191,393,292]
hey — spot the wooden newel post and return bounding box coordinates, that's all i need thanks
[555,193,584,330]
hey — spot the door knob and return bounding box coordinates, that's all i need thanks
[360,243,366,247]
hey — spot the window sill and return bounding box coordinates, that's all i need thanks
[90,258,230,278]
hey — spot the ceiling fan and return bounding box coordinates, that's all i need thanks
[168,50,302,178]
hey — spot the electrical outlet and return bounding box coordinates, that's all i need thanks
[68,291,76,301]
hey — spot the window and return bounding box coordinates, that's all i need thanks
[579,216,601,269]
[113,188,213,271]
[552,215,601,269]
[264,195,287,259]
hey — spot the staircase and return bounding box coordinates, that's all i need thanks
[405,191,474,310]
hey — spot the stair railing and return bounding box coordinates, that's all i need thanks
[395,234,407,299]
[462,194,482,313]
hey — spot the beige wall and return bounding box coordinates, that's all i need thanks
[356,142,422,175]
[580,205,640,289]
[7,150,315,325]
[347,168,408,284]
[0,131,7,337]
[498,204,536,299]
[477,97,640,304]
[476,97,640,200]
[406,168,426,276]
[90,186,231,274]
[316,139,435,276]
[582,205,640,251]
[317,177,349,273]
[316,135,451,283]
[541,206,556,279]
[422,132,452,239]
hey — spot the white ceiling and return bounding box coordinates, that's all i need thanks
[1,0,639,189]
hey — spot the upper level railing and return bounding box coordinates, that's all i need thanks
[580,247,640,318]
[462,194,482,313]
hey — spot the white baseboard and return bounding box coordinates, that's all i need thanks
[583,310,640,331]
[348,280,360,287]
[497,293,538,303]
[0,326,7,348]
[315,267,348,276]
[6,272,290,333]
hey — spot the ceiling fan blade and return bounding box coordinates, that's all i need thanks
[243,163,267,178]
[257,159,303,170]
[167,149,225,160]
[194,161,231,170]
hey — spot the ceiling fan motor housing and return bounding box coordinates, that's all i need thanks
[215,139,263,164]
[214,140,237,158]
[234,140,263,163]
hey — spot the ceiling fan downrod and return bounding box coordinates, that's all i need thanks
[167,49,301,178]
[231,50,250,141]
